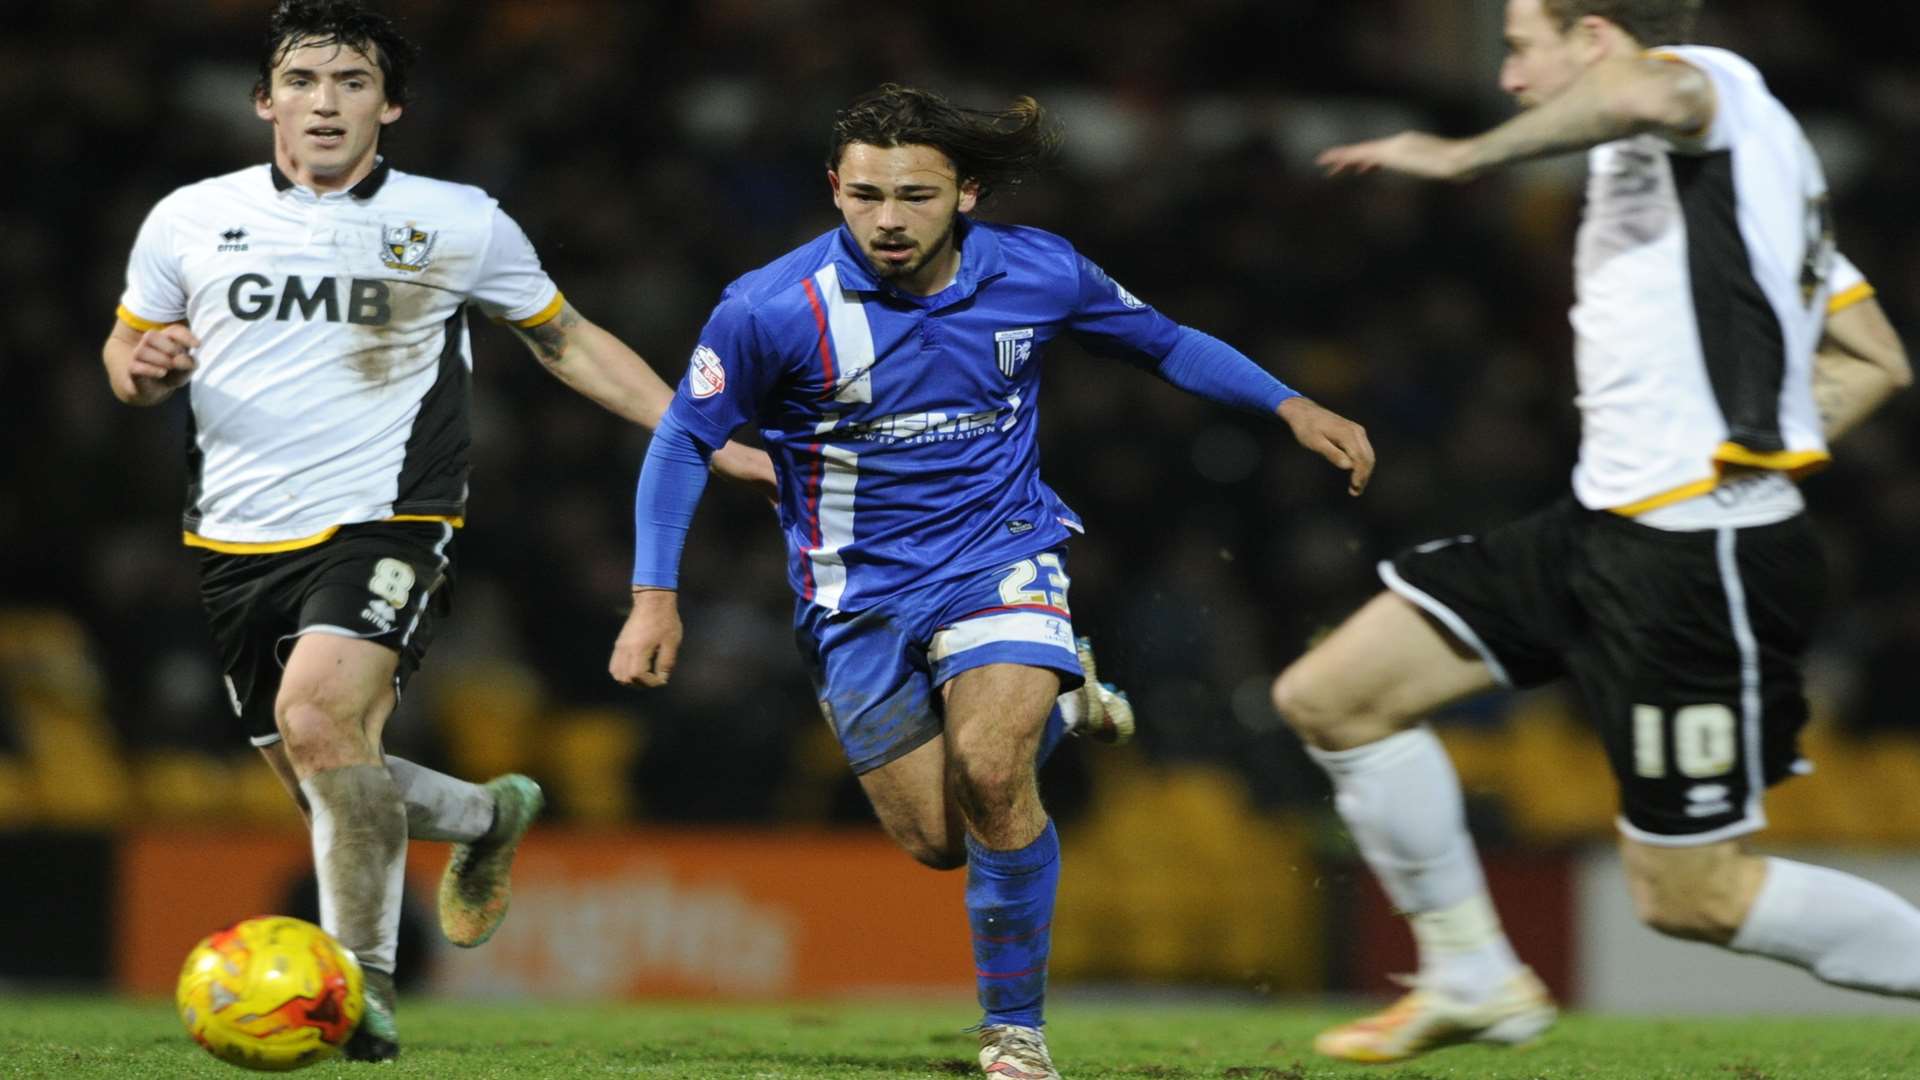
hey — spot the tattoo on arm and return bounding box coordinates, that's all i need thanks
[518,307,582,364]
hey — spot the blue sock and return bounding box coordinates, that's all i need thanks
[966,819,1060,1029]
[1035,703,1068,767]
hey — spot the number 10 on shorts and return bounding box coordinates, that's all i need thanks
[1633,703,1737,779]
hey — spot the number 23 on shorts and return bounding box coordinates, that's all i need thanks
[998,553,1069,612]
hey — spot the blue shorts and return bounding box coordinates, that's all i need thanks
[794,549,1084,775]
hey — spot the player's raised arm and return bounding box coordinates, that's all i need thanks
[507,300,777,497]
[1319,56,1713,182]
[1320,14,1712,184]
[102,317,199,407]
[1814,267,1910,441]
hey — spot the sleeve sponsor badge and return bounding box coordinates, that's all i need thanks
[689,344,726,398]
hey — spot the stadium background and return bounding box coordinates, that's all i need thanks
[2,0,1918,1015]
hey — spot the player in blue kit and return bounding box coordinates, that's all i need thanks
[610,85,1374,1080]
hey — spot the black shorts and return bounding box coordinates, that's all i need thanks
[198,520,457,747]
[1382,497,1825,845]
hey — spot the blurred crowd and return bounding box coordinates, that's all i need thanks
[2,0,1917,827]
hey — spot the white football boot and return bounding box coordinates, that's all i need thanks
[1312,966,1557,1063]
[1066,637,1134,745]
[978,1023,1062,1080]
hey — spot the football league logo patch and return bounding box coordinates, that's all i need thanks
[689,344,726,398]
[380,223,435,272]
[994,327,1034,377]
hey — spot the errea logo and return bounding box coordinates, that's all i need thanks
[217,227,249,252]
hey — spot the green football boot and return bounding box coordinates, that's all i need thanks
[342,965,398,1062]
[438,774,544,948]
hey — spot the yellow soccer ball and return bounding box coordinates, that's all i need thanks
[175,915,365,1072]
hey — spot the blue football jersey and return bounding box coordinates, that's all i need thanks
[665,216,1182,612]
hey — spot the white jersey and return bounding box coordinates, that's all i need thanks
[1570,46,1866,516]
[117,161,562,552]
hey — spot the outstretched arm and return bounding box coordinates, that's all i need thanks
[510,302,776,496]
[1319,56,1715,182]
[1156,328,1375,495]
[1815,296,1911,441]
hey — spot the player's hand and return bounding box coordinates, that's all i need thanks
[117,324,200,403]
[1318,132,1477,182]
[1278,396,1375,496]
[610,588,683,687]
[709,441,778,505]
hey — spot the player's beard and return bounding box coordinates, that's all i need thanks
[866,217,957,283]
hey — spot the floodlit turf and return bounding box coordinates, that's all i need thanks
[0,995,1914,1078]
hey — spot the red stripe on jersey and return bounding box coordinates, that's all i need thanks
[799,442,825,600]
[801,277,837,398]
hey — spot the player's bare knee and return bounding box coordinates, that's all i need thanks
[903,836,966,871]
[1273,660,1374,749]
[878,813,965,870]
[275,699,369,772]
[1626,863,1746,944]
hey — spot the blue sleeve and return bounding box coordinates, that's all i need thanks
[1064,252,1184,363]
[631,412,713,589]
[1068,251,1297,415]
[1156,327,1299,416]
[665,290,783,451]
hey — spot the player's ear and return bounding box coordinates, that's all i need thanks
[957,178,980,215]
[380,101,403,126]
[253,88,275,123]
[1574,14,1613,59]
[827,169,843,206]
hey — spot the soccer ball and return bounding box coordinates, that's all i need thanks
[175,915,365,1071]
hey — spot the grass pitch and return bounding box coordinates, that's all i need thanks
[0,995,1914,1078]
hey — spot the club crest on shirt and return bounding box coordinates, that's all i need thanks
[994,327,1034,377]
[380,222,435,272]
[689,344,726,398]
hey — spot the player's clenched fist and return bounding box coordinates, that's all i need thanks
[610,588,683,687]
[107,323,201,406]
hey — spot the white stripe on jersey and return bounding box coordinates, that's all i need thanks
[813,264,875,404]
[117,162,559,545]
[806,441,861,613]
[1571,47,1833,516]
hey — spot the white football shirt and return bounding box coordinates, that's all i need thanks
[117,160,562,551]
[1570,46,1864,516]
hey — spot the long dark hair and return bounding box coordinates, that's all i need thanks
[253,0,419,105]
[828,84,1059,202]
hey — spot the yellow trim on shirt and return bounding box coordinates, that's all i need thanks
[184,526,340,554]
[115,304,172,333]
[1711,442,1829,477]
[510,291,566,329]
[1643,49,1715,142]
[183,515,465,554]
[1609,443,1832,518]
[1609,476,1722,518]
[1828,282,1875,314]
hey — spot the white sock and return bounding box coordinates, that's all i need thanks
[302,764,408,973]
[1730,857,1920,997]
[1056,688,1086,732]
[386,755,495,843]
[1308,726,1521,999]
